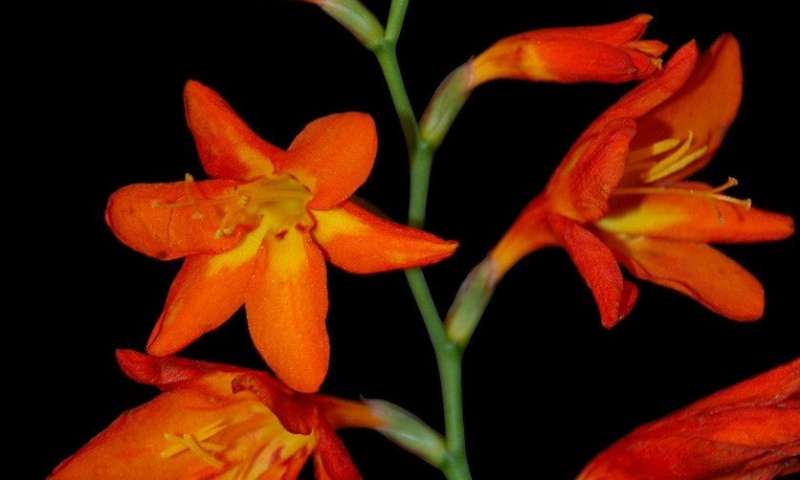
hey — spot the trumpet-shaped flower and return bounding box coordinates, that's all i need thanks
[579,357,800,479]
[106,81,458,392]
[470,14,666,86]
[491,35,793,327]
[50,350,381,480]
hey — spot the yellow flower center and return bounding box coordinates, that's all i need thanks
[615,132,751,208]
[176,173,313,239]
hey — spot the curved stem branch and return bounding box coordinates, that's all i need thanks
[372,2,472,479]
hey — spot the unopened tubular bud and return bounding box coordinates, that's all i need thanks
[306,0,385,50]
[367,400,447,467]
[420,64,474,148]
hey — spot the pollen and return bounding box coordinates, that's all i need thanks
[161,418,231,468]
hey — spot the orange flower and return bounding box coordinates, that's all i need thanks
[106,81,458,392]
[470,14,666,86]
[491,35,793,327]
[50,350,379,480]
[579,357,800,479]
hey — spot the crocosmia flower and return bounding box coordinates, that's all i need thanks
[579,357,800,479]
[490,35,793,327]
[51,350,380,480]
[106,81,458,392]
[470,14,666,86]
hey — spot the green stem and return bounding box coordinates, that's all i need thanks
[405,269,471,480]
[385,0,409,44]
[374,2,471,479]
[374,44,417,151]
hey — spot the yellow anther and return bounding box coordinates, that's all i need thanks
[181,433,224,468]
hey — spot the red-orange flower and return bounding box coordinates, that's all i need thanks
[490,35,793,327]
[106,81,458,392]
[51,350,380,480]
[579,357,800,479]
[470,14,666,86]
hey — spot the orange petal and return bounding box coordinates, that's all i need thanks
[579,358,800,480]
[311,200,458,273]
[634,34,743,180]
[598,192,794,243]
[106,179,244,260]
[547,214,630,328]
[245,229,329,393]
[147,224,266,354]
[279,113,377,210]
[471,15,664,86]
[184,80,281,180]
[584,40,699,138]
[313,420,362,480]
[116,349,245,390]
[547,118,637,222]
[605,235,765,321]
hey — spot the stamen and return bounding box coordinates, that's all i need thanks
[160,419,232,468]
[181,433,224,468]
[643,131,699,182]
[613,177,752,209]
[628,137,682,164]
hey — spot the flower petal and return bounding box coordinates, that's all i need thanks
[605,235,765,321]
[311,200,458,273]
[313,420,361,480]
[547,118,637,222]
[245,229,329,393]
[579,358,800,480]
[184,80,281,180]
[584,40,699,138]
[547,214,629,328]
[634,34,743,180]
[105,179,244,260]
[598,192,794,243]
[147,223,267,355]
[279,113,377,210]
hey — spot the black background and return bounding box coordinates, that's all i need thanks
[28,1,798,478]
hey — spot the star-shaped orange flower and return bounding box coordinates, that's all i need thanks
[106,81,458,392]
[490,35,793,327]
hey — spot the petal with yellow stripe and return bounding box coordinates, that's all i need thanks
[184,80,282,181]
[245,229,329,393]
[312,201,458,274]
[146,219,269,355]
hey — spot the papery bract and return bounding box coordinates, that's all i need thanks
[490,35,793,327]
[106,81,458,392]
